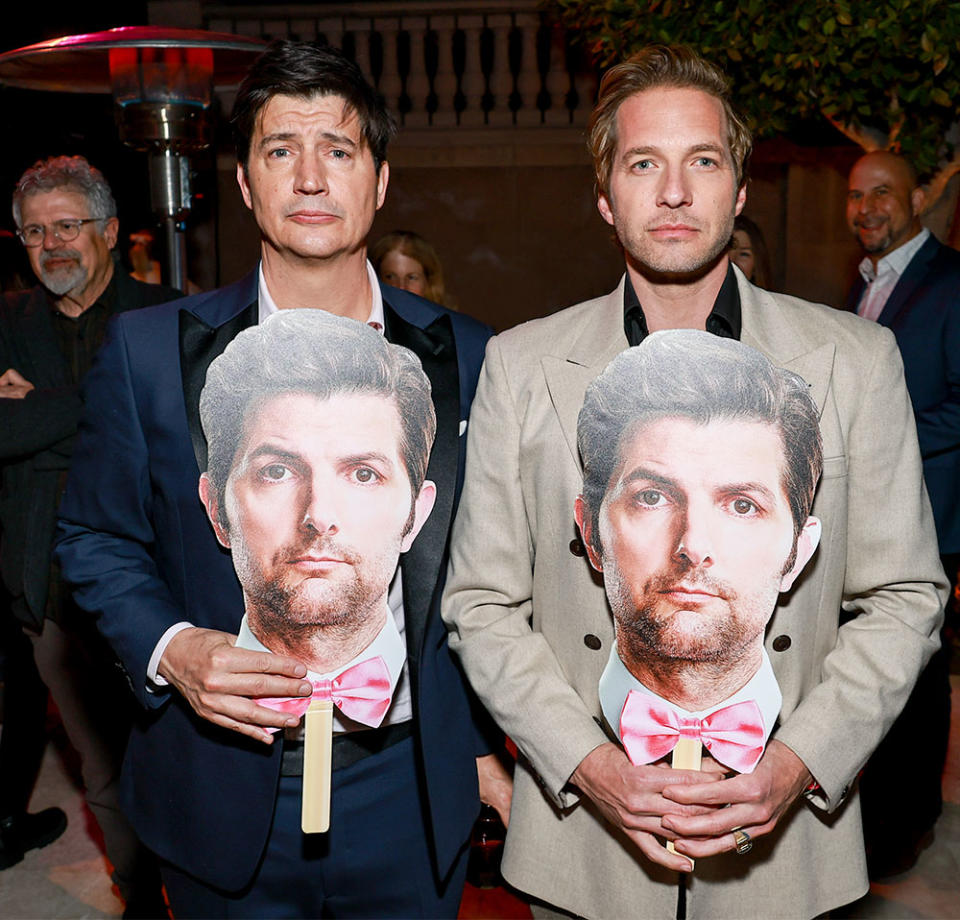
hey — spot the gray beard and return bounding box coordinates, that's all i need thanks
[40,254,87,297]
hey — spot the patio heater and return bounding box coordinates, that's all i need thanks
[0,27,266,292]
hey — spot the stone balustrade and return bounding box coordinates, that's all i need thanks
[203,1,599,128]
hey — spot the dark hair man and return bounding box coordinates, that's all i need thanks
[443,45,944,918]
[844,150,960,877]
[0,155,178,908]
[575,332,822,768]
[56,41,497,917]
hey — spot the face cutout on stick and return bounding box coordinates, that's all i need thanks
[198,310,436,673]
[576,330,823,713]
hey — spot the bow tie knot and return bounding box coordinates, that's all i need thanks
[256,656,393,732]
[619,692,766,774]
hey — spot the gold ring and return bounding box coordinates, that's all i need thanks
[732,828,753,855]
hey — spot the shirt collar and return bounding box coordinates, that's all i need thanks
[236,604,406,732]
[623,261,742,347]
[858,226,930,284]
[257,260,385,332]
[598,641,781,749]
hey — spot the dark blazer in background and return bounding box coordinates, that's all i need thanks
[0,271,181,629]
[54,271,494,892]
[845,233,960,553]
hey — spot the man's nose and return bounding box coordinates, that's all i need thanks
[300,484,338,536]
[672,508,714,568]
[295,153,328,195]
[657,166,693,209]
[42,227,63,249]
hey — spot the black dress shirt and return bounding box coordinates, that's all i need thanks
[623,263,742,347]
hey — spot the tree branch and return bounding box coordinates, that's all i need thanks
[922,151,960,214]
[822,111,886,151]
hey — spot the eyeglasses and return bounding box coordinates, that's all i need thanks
[17,218,104,248]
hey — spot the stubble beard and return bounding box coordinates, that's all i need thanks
[617,207,736,281]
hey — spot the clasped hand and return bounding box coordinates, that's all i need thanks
[158,627,313,743]
[572,740,810,871]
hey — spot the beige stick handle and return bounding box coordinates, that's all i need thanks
[302,699,333,833]
[666,737,702,865]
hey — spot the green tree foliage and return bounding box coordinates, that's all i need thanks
[553,0,960,203]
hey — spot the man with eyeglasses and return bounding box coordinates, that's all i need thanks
[0,155,178,913]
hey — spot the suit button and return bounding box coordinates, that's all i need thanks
[569,538,586,556]
[584,634,602,650]
[772,635,791,652]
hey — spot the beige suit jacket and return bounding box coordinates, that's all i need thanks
[443,271,946,919]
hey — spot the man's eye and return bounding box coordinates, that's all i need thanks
[57,220,81,232]
[331,149,349,159]
[268,148,289,159]
[637,489,665,506]
[260,464,293,482]
[353,467,380,483]
[732,498,757,515]
[696,157,717,168]
[633,159,653,171]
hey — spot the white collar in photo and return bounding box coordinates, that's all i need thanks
[257,259,385,332]
[236,603,405,732]
[598,641,782,748]
[858,226,930,284]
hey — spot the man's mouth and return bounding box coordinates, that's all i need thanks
[286,209,342,224]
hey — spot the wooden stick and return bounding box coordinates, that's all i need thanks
[666,738,702,865]
[302,699,333,833]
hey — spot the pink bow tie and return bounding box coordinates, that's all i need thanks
[619,692,766,774]
[257,656,392,732]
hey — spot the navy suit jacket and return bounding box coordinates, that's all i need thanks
[54,270,494,891]
[845,234,960,552]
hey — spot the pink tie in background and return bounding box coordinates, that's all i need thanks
[257,656,392,732]
[619,692,766,773]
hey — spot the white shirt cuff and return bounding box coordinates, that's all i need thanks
[147,621,195,692]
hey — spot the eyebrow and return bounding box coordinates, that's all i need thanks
[257,130,359,152]
[620,466,679,491]
[719,481,778,504]
[620,142,728,162]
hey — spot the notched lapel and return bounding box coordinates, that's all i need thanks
[782,343,835,418]
[542,356,603,472]
[178,302,257,473]
[384,305,459,664]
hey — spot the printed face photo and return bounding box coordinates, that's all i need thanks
[201,390,435,643]
[577,415,819,668]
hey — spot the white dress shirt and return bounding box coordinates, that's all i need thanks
[856,227,929,322]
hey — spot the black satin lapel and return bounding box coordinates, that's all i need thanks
[178,302,258,473]
[384,306,460,666]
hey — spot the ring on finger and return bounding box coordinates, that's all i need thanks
[732,827,753,855]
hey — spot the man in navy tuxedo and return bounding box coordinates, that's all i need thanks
[55,40,501,917]
[845,149,959,877]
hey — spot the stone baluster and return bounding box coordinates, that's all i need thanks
[430,14,458,127]
[378,17,403,115]
[456,14,485,127]
[514,11,541,126]
[486,13,514,127]
[402,16,430,128]
[345,18,373,84]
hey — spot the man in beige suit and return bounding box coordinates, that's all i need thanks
[442,45,945,919]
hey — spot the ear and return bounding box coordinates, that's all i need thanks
[400,479,437,552]
[734,183,747,217]
[779,516,821,592]
[198,473,231,550]
[103,217,120,251]
[375,161,390,211]
[911,185,926,217]
[597,191,615,228]
[574,496,604,573]
[236,161,253,211]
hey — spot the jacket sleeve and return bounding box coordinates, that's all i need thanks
[443,336,608,806]
[774,329,946,810]
[54,316,186,709]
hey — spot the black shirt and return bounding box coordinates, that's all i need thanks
[622,263,742,347]
[52,271,119,385]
